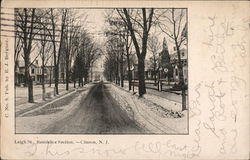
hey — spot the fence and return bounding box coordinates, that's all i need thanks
[129,80,187,96]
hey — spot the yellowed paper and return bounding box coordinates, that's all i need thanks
[1,1,249,159]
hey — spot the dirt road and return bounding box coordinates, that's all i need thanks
[42,82,143,134]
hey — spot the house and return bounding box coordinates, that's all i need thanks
[15,60,39,85]
[170,48,188,84]
[15,61,25,85]
[36,65,55,84]
[143,46,188,84]
[15,60,55,85]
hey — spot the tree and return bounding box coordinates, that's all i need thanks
[37,10,52,100]
[123,30,133,90]
[15,8,40,103]
[157,9,187,111]
[64,9,82,90]
[159,37,173,84]
[117,8,154,97]
[14,18,24,85]
[49,8,68,95]
[103,37,120,83]
[72,31,101,87]
[148,35,161,86]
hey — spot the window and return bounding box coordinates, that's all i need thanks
[31,68,35,74]
[182,52,185,57]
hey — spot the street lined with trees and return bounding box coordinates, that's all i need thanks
[7,8,189,134]
[14,8,102,103]
[103,8,187,110]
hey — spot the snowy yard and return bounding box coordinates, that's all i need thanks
[15,83,75,105]
[15,83,76,113]
[108,83,188,134]
[16,83,94,133]
[123,80,186,103]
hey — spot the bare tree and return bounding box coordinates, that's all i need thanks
[104,38,119,83]
[157,9,187,111]
[116,8,154,96]
[105,36,120,84]
[49,9,68,95]
[123,30,133,90]
[83,40,102,84]
[15,8,41,102]
[64,9,82,90]
[72,30,101,87]
[148,35,161,86]
[105,10,135,89]
[14,27,23,85]
[37,10,52,100]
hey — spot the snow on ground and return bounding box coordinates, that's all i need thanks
[15,83,75,106]
[16,83,94,133]
[123,80,184,103]
[108,83,188,134]
[15,83,77,113]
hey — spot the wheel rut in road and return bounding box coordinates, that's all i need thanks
[42,82,143,134]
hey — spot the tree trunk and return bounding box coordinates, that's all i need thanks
[81,75,84,87]
[116,56,119,85]
[66,54,69,90]
[28,76,34,103]
[128,71,132,91]
[138,56,146,96]
[42,62,45,101]
[109,70,112,82]
[49,68,52,87]
[126,54,132,90]
[115,60,118,85]
[84,73,88,84]
[78,76,81,87]
[154,73,157,86]
[25,66,34,103]
[24,52,34,102]
[176,44,186,111]
[54,63,59,95]
[153,59,157,86]
[120,54,124,87]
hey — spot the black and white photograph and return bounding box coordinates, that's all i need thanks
[1,1,250,159]
[13,8,188,134]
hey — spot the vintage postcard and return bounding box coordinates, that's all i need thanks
[1,0,249,159]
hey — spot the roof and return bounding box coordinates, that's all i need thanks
[170,48,187,61]
[18,60,51,68]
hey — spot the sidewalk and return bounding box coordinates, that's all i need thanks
[108,83,188,134]
[15,83,80,116]
[16,83,94,133]
[15,83,75,106]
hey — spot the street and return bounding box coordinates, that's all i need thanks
[13,8,188,135]
[41,82,144,134]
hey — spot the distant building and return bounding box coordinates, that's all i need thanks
[124,39,188,85]
[143,46,187,84]
[15,60,55,86]
[170,48,188,84]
